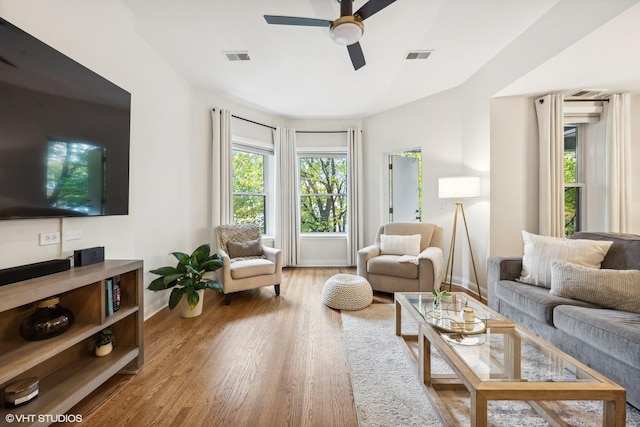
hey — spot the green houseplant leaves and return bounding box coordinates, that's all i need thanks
[148,244,224,309]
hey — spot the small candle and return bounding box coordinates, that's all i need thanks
[463,307,475,331]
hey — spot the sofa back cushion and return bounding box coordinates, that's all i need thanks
[550,260,640,313]
[569,232,640,270]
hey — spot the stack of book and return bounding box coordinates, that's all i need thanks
[105,276,121,316]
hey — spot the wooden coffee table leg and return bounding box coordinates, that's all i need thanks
[470,391,488,427]
[395,299,401,336]
[603,394,626,427]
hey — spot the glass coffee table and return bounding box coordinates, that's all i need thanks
[395,292,626,427]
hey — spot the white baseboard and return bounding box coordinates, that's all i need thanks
[144,295,169,321]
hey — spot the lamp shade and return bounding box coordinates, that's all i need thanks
[438,176,480,199]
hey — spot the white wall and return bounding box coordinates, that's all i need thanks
[0,1,136,269]
[489,96,539,257]
[0,0,204,318]
[630,96,640,235]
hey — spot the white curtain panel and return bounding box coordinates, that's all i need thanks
[274,126,299,266]
[535,94,565,237]
[605,93,631,233]
[211,108,232,234]
[347,128,364,265]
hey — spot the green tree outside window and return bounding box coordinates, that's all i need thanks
[299,156,347,233]
[232,150,267,233]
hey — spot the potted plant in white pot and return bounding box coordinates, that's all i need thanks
[148,244,224,318]
[95,328,114,356]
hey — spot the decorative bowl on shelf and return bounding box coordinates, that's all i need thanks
[19,297,74,341]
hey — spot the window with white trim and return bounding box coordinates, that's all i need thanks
[563,125,583,236]
[298,154,347,233]
[232,140,273,234]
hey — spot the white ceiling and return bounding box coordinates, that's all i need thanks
[123,0,640,118]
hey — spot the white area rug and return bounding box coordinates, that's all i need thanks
[341,303,640,427]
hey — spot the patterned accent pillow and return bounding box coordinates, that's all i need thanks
[518,230,613,288]
[227,238,264,259]
[217,224,261,254]
[550,260,640,313]
[380,234,421,256]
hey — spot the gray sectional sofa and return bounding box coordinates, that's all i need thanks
[488,231,640,408]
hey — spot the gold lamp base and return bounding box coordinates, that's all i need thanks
[444,200,483,303]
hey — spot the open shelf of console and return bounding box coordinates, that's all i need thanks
[0,260,144,426]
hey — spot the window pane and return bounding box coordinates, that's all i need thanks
[300,195,347,233]
[299,156,347,233]
[299,157,347,195]
[232,149,267,233]
[564,125,581,236]
[564,187,580,236]
[233,195,265,233]
[564,126,577,184]
[232,150,264,193]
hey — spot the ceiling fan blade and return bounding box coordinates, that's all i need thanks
[340,0,353,17]
[264,15,332,27]
[347,42,366,70]
[355,0,397,20]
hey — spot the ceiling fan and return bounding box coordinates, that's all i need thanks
[264,0,397,70]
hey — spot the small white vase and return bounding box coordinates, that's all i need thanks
[95,342,113,356]
[432,298,442,319]
[180,289,204,318]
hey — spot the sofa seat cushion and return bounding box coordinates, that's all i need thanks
[554,305,640,368]
[230,258,275,279]
[495,280,599,326]
[367,255,418,279]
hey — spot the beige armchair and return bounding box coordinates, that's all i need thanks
[357,222,444,293]
[215,224,282,305]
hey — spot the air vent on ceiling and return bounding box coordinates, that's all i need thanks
[224,51,251,62]
[405,50,432,60]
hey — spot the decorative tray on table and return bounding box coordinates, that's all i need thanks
[424,303,487,336]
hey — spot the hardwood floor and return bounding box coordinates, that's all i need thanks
[63,267,394,427]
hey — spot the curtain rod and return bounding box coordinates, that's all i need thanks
[231,114,276,130]
[214,110,353,134]
[565,99,610,102]
[296,130,348,134]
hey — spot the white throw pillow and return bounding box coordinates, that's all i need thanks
[380,234,421,256]
[550,261,640,313]
[518,230,613,288]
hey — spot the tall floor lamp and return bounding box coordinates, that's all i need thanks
[438,176,483,302]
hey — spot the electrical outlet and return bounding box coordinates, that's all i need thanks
[39,232,61,246]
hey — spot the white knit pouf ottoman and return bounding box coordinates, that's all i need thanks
[322,274,373,310]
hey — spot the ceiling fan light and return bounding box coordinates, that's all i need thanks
[330,20,363,45]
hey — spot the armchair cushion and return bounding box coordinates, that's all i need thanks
[227,238,264,259]
[380,234,421,256]
[368,255,418,279]
[230,258,276,279]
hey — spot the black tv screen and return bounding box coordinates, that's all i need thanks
[0,17,131,220]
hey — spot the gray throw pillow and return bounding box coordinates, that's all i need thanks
[227,238,264,258]
[550,260,640,313]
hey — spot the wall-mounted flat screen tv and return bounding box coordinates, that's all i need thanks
[0,17,131,220]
